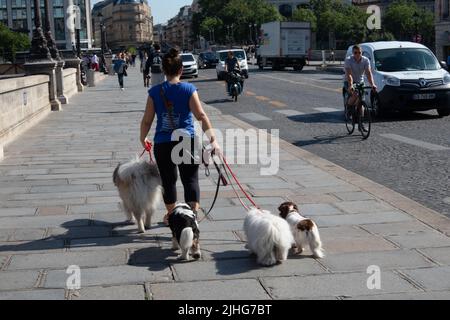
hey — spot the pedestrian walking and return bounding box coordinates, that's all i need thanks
[113,53,128,90]
[145,43,166,88]
[141,52,150,88]
[140,48,221,225]
[91,53,100,71]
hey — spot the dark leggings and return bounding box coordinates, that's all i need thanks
[154,140,200,205]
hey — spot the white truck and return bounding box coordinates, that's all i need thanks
[257,21,311,71]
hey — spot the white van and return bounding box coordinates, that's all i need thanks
[216,49,249,80]
[343,41,450,117]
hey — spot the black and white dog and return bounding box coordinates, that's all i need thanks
[168,203,201,261]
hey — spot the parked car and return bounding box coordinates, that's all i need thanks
[216,49,249,80]
[198,51,218,69]
[343,41,450,117]
[180,53,198,78]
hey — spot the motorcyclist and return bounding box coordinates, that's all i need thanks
[224,51,244,95]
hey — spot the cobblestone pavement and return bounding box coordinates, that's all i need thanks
[1,67,450,300]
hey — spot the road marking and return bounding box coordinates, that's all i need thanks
[314,107,340,113]
[269,101,287,108]
[257,74,341,93]
[255,96,271,101]
[246,91,256,96]
[275,109,305,116]
[238,112,271,122]
[380,134,450,151]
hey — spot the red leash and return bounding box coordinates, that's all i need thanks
[140,141,155,163]
[221,155,259,210]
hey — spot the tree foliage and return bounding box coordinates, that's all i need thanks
[0,23,30,63]
[194,0,282,44]
[383,0,434,47]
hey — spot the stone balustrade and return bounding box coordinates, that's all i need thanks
[0,75,51,159]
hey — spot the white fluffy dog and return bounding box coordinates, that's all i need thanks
[113,157,162,233]
[278,202,324,258]
[244,208,294,266]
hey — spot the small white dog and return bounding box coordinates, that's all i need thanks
[278,202,324,259]
[113,157,162,233]
[244,208,294,266]
[168,203,201,261]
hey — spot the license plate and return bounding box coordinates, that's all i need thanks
[413,93,436,100]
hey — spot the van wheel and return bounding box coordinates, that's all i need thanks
[371,94,384,118]
[293,64,304,71]
[437,107,450,117]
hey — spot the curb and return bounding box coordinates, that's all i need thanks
[202,102,450,237]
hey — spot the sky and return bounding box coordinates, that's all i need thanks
[91,0,193,25]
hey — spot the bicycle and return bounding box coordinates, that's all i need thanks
[344,83,374,140]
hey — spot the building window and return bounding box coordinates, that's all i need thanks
[443,0,450,19]
[53,0,65,41]
[0,0,7,9]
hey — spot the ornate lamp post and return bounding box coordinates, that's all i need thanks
[97,12,107,73]
[25,0,61,111]
[28,0,51,61]
[43,0,68,105]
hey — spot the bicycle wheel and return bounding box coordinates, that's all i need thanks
[359,101,372,140]
[345,104,355,135]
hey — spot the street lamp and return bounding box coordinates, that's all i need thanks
[29,0,51,61]
[413,11,420,42]
[97,12,107,72]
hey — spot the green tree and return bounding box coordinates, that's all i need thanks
[292,8,317,32]
[194,0,282,44]
[383,0,435,46]
[0,23,30,63]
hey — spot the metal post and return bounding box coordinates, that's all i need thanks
[29,0,51,61]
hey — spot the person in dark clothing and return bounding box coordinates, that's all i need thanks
[145,43,166,87]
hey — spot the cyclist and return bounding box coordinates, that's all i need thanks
[224,51,243,95]
[344,45,377,130]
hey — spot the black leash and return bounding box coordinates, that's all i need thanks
[199,153,228,223]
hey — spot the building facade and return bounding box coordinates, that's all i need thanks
[0,0,93,50]
[164,5,194,51]
[91,0,153,50]
[435,0,450,61]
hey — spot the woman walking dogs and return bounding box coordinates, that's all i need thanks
[140,48,221,225]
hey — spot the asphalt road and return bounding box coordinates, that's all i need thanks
[188,65,450,218]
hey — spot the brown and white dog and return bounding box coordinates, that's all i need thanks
[278,202,324,258]
[113,157,162,233]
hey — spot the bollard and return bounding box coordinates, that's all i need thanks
[322,50,326,66]
[87,69,95,87]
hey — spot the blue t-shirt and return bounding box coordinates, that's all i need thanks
[149,81,197,144]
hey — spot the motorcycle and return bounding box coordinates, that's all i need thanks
[226,70,244,102]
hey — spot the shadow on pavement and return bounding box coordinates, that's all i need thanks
[0,219,165,253]
[204,98,234,105]
[294,134,362,147]
[374,111,442,123]
[287,111,343,124]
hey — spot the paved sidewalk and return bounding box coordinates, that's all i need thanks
[1,68,450,300]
